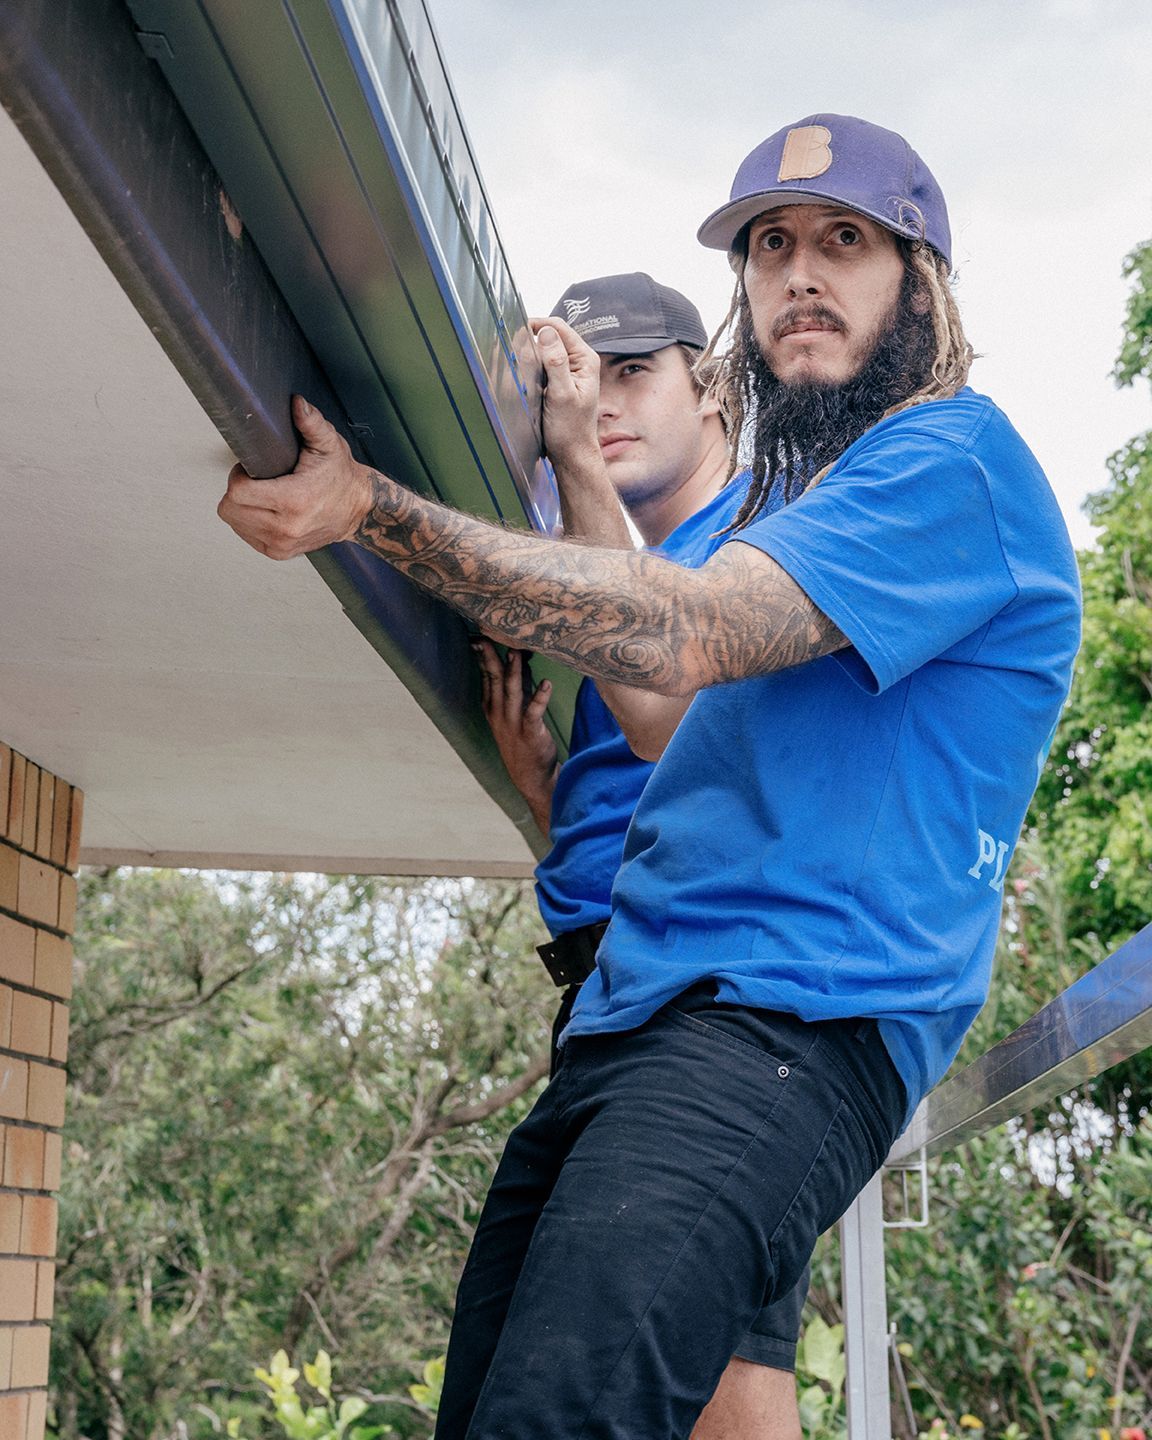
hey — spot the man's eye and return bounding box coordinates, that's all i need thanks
[762,233,786,251]
[837,227,860,245]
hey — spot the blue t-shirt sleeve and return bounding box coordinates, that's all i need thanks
[729,427,1019,693]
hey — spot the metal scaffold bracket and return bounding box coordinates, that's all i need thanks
[883,1145,929,1230]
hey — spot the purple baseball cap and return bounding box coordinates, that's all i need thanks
[697,114,951,269]
[550,272,708,355]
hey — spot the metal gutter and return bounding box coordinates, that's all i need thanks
[0,0,556,859]
[122,0,580,740]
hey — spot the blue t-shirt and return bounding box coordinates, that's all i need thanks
[563,390,1082,1127]
[536,476,758,937]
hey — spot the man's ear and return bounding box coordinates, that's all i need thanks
[697,390,723,420]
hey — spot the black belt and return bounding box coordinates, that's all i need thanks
[536,921,608,988]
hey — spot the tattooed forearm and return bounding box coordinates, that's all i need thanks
[354,472,847,694]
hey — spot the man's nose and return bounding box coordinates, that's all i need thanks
[785,243,824,299]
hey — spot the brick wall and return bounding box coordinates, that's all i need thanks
[0,744,82,1440]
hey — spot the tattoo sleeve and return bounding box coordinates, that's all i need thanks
[354,472,847,696]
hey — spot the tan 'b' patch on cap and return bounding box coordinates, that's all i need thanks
[778,125,833,182]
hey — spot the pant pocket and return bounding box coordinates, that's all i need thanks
[662,991,818,1073]
[767,1100,877,1296]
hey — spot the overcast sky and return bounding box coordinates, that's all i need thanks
[428,0,1152,548]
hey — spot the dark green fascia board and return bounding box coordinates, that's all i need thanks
[0,0,549,860]
[125,0,580,740]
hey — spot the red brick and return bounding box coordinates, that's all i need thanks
[0,1393,29,1437]
[18,1198,56,1258]
[33,1263,54,1322]
[0,986,10,1050]
[25,1067,64,1129]
[0,1194,21,1253]
[56,874,77,936]
[32,935,71,1001]
[0,917,35,989]
[48,1006,68,1066]
[40,1134,60,1193]
[27,1387,47,1440]
[19,766,39,853]
[35,774,54,862]
[0,846,17,914]
[10,1324,49,1387]
[0,1059,28,1123]
[6,757,26,852]
[0,1322,13,1388]
[0,746,10,842]
[65,789,84,874]
[8,994,51,1060]
[0,1260,36,1322]
[2,1128,43,1190]
[50,784,70,869]
[16,857,57,930]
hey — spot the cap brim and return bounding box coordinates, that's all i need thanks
[696,189,920,255]
[578,334,683,356]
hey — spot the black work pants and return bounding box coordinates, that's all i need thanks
[435,983,905,1439]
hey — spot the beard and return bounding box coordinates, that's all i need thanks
[738,267,936,510]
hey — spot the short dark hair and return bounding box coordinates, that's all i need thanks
[676,342,707,394]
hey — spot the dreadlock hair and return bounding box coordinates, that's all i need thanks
[695,238,973,532]
[675,342,734,436]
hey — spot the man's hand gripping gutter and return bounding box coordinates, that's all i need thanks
[217,396,847,699]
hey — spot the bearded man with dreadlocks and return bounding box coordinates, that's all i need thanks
[219,116,1082,1438]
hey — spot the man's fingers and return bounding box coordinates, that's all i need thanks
[472,638,502,678]
[217,496,299,559]
[525,677,553,723]
[530,314,582,351]
[533,322,574,370]
[533,326,577,399]
[292,394,342,455]
[222,463,281,513]
[501,648,526,718]
[472,639,502,712]
[530,316,599,372]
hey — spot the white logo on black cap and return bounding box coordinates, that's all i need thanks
[563,297,592,323]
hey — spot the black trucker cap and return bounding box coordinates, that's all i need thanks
[549,272,708,355]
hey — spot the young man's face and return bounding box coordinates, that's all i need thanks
[595,346,717,510]
[742,203,905,386]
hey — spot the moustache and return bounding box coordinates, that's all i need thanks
[770,305,847,342]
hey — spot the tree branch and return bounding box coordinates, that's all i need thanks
[426,1052,549,1137]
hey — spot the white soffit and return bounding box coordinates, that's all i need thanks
[0,109,534,878]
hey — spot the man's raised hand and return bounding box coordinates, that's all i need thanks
[530,317,602,471]
[218,395,375,560]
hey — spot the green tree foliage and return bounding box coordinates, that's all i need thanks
[1020,236,1152,1130]
[238,1350,388,1440]
[52,868,554,1439]
[886,1117,1152,1440]
[1032,238,1152,955]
